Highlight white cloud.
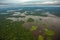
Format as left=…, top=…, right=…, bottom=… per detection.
left=0, top=0, right=32, bottom=3
left=0, top=0, right=60, bottom=5
left=22, top=1, right=60, bottom=5
left=41, top=1, right=59, bottom=4
left=45, top=1, right=59, bottom=4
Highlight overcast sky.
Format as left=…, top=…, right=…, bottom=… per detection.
left=0, top=0, right=60, bottom=6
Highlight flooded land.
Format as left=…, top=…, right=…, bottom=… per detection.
left=0, top=7, right=60, bottom=40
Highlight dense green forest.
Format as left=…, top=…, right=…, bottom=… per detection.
left=0, top=18, right=55, bottom=40
left=0, top=18, right=35, bottom=40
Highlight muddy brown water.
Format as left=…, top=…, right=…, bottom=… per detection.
left=23, top=17, right=60, bottom=40
left=7, top=15, right=60, bottom=40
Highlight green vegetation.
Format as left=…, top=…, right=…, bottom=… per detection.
left=44, top=29, right=55, bottom=36
left=20, top=20, right=25, bottom=24
left=38, top=35, right=44, bottom=40
left=47, top=37, right=52, bottom=40
left=0, top=18, right=55, bottom=40
left=37, top=29, right=55, bottom=40
left=0, top=18, right=35, bottom=40
left=44, top=29, right=54, bottom=40
left=30, top=26, right=38, bottom=31
left=27, top=18, right=34, bottom=22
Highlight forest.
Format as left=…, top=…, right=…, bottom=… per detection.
left=0, top=18, right=55, bottom=40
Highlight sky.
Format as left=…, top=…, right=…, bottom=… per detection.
left=0, top=0, right=60, bottom=6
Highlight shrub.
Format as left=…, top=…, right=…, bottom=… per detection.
left=27, top=18, right=34, bottom=22
left=30, top=26, right=38, bottom=31
left=38, top=35, right=44, bottom=40
left=44, top=29, right=55, bottom=36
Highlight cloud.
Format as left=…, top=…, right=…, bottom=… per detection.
left=40, top=1, right=60, bottom=4
left=0, top=3, right=8, bottom=5
left=0, top=0, right=60, bottom=5
left=23, top=1, right=60, bottom=5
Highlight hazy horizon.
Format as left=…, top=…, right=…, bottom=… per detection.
left=0, top=0, right=60, bottom=7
